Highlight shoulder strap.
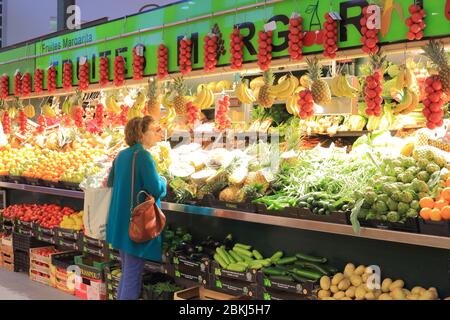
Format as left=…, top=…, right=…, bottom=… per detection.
left=130, top=150, right=140, bottom=213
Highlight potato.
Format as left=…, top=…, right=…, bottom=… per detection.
left=411, top=286, right=424, bottom=295
left=428, top=287, right=438, bottom=299
left=320, top=276, right=331, bottom=290
left=361, top=273, right=370, bottom=283
left=407, top=294, right=420, bottom=300
left=365, top=292, right=376, bottom=300
left=355, top=286, right=366, bottom=300
left=402, top=289, right=411, bottom=297
left=344, top=263, right=355, bottom=277
left=338, top=279, right=351, bottom=291
left=354, top=265, right=366, bottom=276
left=330, top=285, right=339, bottom=293
left=381, top=278, right=393, bottom=293
left=350, top=275, right=362, bottom=287
left=341, top=297, right=352, bottom=300
left=373, top=289, right=382, bottom=299
left=391, top=288, right=406, bottom=300
left=389, top=279, right=404, bottom=292
left=419, top=291, right=435, bottom=300
left=323, top=297, right=336, bottom=300
left=318, top=290, right=331, bottom=299
left=345, top=286, right=356, bottom=298
left=332, top=273, right=345, bottom=285
left=333, top=291, right=346, bottom=300
left=378, top=293, right=393, bottom=300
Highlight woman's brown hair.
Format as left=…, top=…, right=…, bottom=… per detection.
left=124, top=116, right=155, bottom=146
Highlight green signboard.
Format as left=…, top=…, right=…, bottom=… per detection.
left=0, top=0, right=449, bottom=91
left=0, top=45, right=35, bottom=94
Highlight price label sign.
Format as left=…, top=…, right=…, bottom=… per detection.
left=264, top=21, right=277, bottom=32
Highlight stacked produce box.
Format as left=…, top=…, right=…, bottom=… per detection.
left=104, top=264, right=121, bottom=300
left=0, top=234, right=14, bottom=271
left=50, top=251, right=79, bottom=295
left=29, top=247, right=59, bottom=286
left=74, top=254, right=109, bottom=300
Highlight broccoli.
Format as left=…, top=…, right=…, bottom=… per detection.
left=387, top=211, right=400, bottom=222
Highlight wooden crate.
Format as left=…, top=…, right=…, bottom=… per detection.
left=1, top=259, right=14, bottom=272
left=30, top=261, right=51, bottom=275
left=29, top=246, right=56, bottom=265
left=29, top=270, right=51, bottom=286
left=174, top=286, right=242, bottom=300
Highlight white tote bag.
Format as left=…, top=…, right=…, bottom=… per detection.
left=83, top=187, right=112, bottom=240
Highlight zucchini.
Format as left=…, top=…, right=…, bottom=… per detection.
left=298, top=201, right=309, bottom=208
left=294, top=261, right=329, bottom=275
left=252, top=250, right=264, bottom=260
left=254, top=259, right=272, bottom=267
left=262, top=267, right=287, bottom=276
left=214, top=253, right=228, bottom=269
left=226, top=263, right=247, bottom=272
left=275, top=256, right=298, bottom=265
left=295, top=252, right=327, bottom=264
left=216, top=247, right=231, bottom=265
left=248, top=262, right=263, bottom=270
left=290, top=273, right=312, bottom=283
left=233, top=246, right=253, bottom=258
left=229, top=250, right=244, bottom=263
left=291, top=268, right=322, bottom=281
left=270, top=251, right=284, bottom=263
left=269, top=275, right=294, bottom=282
left=234, top=243, right=252, bottom=250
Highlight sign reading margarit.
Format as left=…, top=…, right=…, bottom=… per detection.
left=40, top=33, right=94, bottom=53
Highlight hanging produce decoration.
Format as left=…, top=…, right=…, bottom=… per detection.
left=133, top=45, right=145, bottom=80
left=21, top=73, right=32, bottom=97
left=364, top=53, right=386, bottom=117
left=157, top=44, right=169, bottom=79
left=34, top=69, right=44, bottom=94
left=179, top=37, right=193, bottom=75
left=114, top=55, right=125, bottom=87
left=62, top=61, right=73, bottom=90
left=422, top=76, right=445, bottom=129
left=0, top=75, right=9, bottom=99
left=47, top=66, right=57, bottom=93
left=323, top=13, right=338, bottom=59
left=19, top=110, right=27, bottom=135
left=288, top=14, right=304, bottom=61
left=230, top=27, right=244, bottom=70
left=120, top=105, right=129, bottom=126
left=99, top=56, right=109, bottom=87
left=2, top=111, right=11, bottom=134
left=257, top=30, right=273, bottom=71
left=360, top=5, right=381, bottom=54
left=78, top=58, right=90, bottom=91
left=73, top=105, right=85, bottom=128
left=203, top=34, right=218, bottom=72
left=14, top=71, right=22, bottom=97
left=215, top=95, right=231, bottom=130
left=186, top=101, right=201, bottom=127
left=36, top=115, right=46, bottom=134
left=421, top=40, right=450, bottom=97
left=95, top=103, right=105, bottom=128
left=406, top=3, right=426, bottom=41
left=297, top=89, right=315, bottom=119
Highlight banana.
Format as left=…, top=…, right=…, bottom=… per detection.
left=193, top=88, right=207, bottom=108
left=285, top=95, right=297, bottom=115
left=207, top=82, right=217, bottom=92
left=269, top=76, right=291, bottom=97
left=42, top=104, right=56, bottom=118
left=216, top=80, right=232, bottom=92
left=132, top=92, right=147, bottom=110
left=401, top=89, right=419, bottom=115
left=235, top=82, right=256, bottom=104
left=250, top=77, right=265, bottom=91
left=393, top=89, right=412, bottom=115
left=162, top=94, right=174, bottom=109
left=299, top=75, right=312, bottom=89
left=404, top=66, right=415, bottom=87
left=339, top=75, right=358, bottom=98
left=127, top=106, right=142, bottom=120
left=331, top=76, right=342, bottom=97
left=204, top=88, right=215, bottom=109
left=395, top=67, right=405, bottom=90
left=106, top=96, right=121, bottom=113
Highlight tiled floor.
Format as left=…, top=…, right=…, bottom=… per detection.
left=0, top=269, right=80, bottom=300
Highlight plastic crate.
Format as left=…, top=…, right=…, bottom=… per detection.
left=51, top=251, right=79, bottom=270
left=35, top=225, right=55, bottom=236
left=174, top=286, right=244, bottom=300
left=297, top=208, right=349, bottom=225
left=82, top=236, right=105, bottom=248
left=13, top=249, right=29, bottom=273
left=56, top=237, right=82, bottom=251
left=209, top=261, right=258, bottom=283
left=13, top=232, right=47, bottom=251
left=104, top=264, right=122, bottom=283
left=14, top=225, right=34, bottom=237
left=55, top=228, right=83, bottom=241
left=256, top=204, right=299, bottom=219
left=207, top=275, right=258, bottom=298
left=360, top=217, right=419, bottom=233
left=419, top=219, right=450, bottom=237
left=75, top=276, right=106, bottom=300
left=35, top=232, right=56, bottom=245
left=82, top=244, right=108, bottom=258
left=75, top=255, right=111, bottom=281
left=258, top=287, right=315, bottom=300
left=256, top=272, right=319, bottom=296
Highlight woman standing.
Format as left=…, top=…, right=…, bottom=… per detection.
left=106, top=116, right=166, bottom=300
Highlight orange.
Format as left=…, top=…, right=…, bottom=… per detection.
left=440, top=206, right=450, bottom=220
left=434, top=200, right=448, bottom=211
left=430, top=209, right=442, bottom=222
left=441, top=187, right=450, bottom=201
left=419, top=197, right=434, bottom=209
left=420, top=208, right=432, bottom=220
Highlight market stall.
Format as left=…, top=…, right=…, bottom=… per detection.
left=0, top=0, right=449, bottom=300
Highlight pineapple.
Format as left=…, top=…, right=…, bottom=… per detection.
left=422, top=40, right=450, bottom=96
left=173, top=77, right=188, bottom=115
left=307, top=58, right=331, bottom=104
left=258, top=70, right=275, bottom=108
left=147, top=78, right=161, bottom=120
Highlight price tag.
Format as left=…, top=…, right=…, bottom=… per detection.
left=135, top=45, right=144, bottom=57
left=291, top=12, right=300, bottom=19
left=329, top=11, right=342, bottom=21
left=264, top=21, right=277, bottom=32
left=80, top=56, right=87, bottom=65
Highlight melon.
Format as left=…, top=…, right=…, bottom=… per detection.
left=169, top=163, right=195, bottom=179
left=229, top=166, right=249, bottom=185
left=191, top=169, right=217, bottom=184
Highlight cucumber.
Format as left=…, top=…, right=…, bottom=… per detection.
left=294, top=261, right=329, bottom=275
left=234, top=243, right=252, bottom=250
left=226, top=263, right=247, bottom=273
left=295, top=252, right=327, bottom=264
left=269, top=275, right=294, bottom=282
left=233, top=246, right=253, bottom=258
left=226, top=251, right=237, bottom=264
left=252, top=250, right=264, bottom=260
left=270, top=251, right=284, bottom=263
left=236, top=261, right=249, bottom=268
left=216, top=247, right=231, bottom=264
left=254, top=259, right=272, bottom=267
left=275, top=256, right=298, bottom=265
left=262, top=267, right=287, bottom=276
left=214, top=253, right=228, bottom=269
left=248, top=262, right=263, bottom=270
left=290, top=273, right=313, bottom=283
left=291, top=268, right=322, bottom=281
left=229, top=250, right=244, bottom=263
left=240, top=254, right=254, bottom=263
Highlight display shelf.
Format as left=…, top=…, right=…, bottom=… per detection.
left=1, top=182, right=449, bottom=250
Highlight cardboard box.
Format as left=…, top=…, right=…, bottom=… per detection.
left=174, top=286, right=240, bottom=300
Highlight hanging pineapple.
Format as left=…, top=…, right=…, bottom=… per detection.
left=172, top=77, right=188, bottom=115
left=422, top=40, right=450, bottom=97
left=307, top=57, right=331, bottom=105
left=146, top=77, right=161, bottom=120
left=258, top=70, right=275, bottom=108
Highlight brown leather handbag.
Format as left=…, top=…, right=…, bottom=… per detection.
left=128, top=150, right=166, bottom=243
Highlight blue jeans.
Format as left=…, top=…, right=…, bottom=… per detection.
left=117, top=250, right=145, bottom=300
